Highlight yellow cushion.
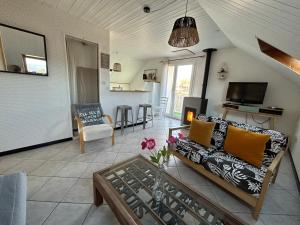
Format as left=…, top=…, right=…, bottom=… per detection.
left=224, top=125, right=270, bottom=167
left=188, top=119, right=215, bottom=148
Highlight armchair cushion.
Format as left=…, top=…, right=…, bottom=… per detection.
left=82, top=124, right=113, bottom=142
left=202, top=151, right=267, bottom=196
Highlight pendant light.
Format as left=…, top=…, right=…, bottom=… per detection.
left=112, top=63, right=121, bottom=72
left=168, top=0, right=199, bottom=48
left=110, top=52, right=121, bottom=72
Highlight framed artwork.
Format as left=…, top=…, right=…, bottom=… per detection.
left=143, top=69, right=157, bottom=81
left=101, top=53, right=110, bottom=69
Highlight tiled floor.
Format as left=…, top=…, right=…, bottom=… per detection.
left=0, top=117, right=299, bottom=225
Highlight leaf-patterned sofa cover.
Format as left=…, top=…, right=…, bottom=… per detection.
left=175, top=116, right=288, bottom=196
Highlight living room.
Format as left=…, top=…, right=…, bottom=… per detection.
left=0, top=0, right=299, bottom=225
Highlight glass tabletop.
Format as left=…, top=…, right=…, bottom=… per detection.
left=99, top=156, right=245, bottom=225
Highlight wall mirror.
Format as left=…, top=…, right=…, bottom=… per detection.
left=0, top=23, right=48, bottom=76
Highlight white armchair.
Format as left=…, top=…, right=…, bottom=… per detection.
left=74, top=103, right=114, bottom=153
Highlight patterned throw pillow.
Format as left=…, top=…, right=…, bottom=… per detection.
left=79, top=110, right=104, bottom=126
left=229, top=121, right=264, bottom=133
left=75, top=104, right=105, bottom=127
left=229, top=120, right=288, bottom=167
left=207, top=116, right=230, bottom=149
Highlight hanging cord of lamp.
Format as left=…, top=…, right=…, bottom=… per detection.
left=168, top=0, right=199, bottom=48
left=141, top=0, right=177, bottom=13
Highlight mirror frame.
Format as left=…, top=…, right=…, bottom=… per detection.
left=0, top=23, right=48, bottom=76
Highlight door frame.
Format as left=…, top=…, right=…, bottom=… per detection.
left=65, top=35, right=100, bottom=133
left=65, top=35, right=100, bottom=103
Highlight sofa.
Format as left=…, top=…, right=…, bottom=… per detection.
left=168, top=116, right=288, bottom=219
left=0, top=172, right=27, bottom=225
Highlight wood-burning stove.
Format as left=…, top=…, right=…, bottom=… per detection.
left=181, top=97, right=208, bottom=125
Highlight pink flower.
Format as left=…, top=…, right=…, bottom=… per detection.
left=141, top=140, right=147, bottom=150
left=166, top=135, right=176, bottom=144
left=146, top=138, right=156, bottom=150
left=141, top=138, right=156, bottom=150
left=178, top=132, right=185, bottom=140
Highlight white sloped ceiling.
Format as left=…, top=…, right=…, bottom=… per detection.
left=197, top=0, right=300, bottom=86
left=35, top=0, right=233, bottom=59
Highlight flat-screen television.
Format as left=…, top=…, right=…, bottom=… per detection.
left=226, top=82, right=268, bottom=104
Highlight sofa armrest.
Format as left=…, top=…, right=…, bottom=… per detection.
left=267, top=149, right=286, bottom=173
left=169, top=125, right=190, bottom=135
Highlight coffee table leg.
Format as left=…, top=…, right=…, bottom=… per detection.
left=93, top=183, right=103, bottom=206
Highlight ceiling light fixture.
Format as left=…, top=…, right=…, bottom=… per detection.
left=168, top=0, right=199, bottom=48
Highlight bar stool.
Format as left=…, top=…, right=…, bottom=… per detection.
left=115, top=105, right=134, bottom=134
left=136, top=104, right=153, bottom=129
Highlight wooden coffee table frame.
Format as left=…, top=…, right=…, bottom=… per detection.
left=93, top=155, right=247, bottom=225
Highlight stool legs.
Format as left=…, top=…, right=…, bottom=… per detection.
left=115, top=106, right=134, bottom=135
left=150, top=107, right=154, bottom=127
left=131, top=109, right=134, bottom=132
left=136, top=105, right=153, bottom=129
left=143, top=107, right=147, bottom=129
left=120, top=108, right=125, bottom=135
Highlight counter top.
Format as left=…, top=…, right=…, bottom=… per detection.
left=109, top=90, right=150, bottom=93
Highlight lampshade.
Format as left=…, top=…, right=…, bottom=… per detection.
left=168, top=16, right=199, bottom=48
left=112, top=63, right=121, bottom=72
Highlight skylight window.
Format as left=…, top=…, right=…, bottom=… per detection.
left=257, top=38, right=300, bottom=75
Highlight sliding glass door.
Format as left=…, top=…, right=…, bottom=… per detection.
left=166, top=64, right=194, bottom=119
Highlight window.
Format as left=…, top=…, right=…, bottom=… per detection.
left=166, top=64, right=194, bottom=119
left=22, top=54, right=47, bottom=75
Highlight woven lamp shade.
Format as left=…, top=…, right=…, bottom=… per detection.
left=168, top=16, right=199, bottom=48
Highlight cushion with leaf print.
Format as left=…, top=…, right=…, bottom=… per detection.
left=207, top=116, right=230, bottom=149
left=202, top=151, right=267, bottom=196
left=176, top=138, right=216, bottom=164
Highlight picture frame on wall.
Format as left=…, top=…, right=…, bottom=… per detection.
left=101, top=53, right=110, bottom=69
left=143, top=69, right=157, bottom=81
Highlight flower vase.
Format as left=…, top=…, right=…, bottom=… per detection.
left=152, top=164, right=166, bottom=203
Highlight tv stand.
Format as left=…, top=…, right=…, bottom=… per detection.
left=222, top=103, right=283, bottom=129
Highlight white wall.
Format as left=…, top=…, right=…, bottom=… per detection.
left=206, top=47, right=300, bottom=137
left=110, top=53, right=145, bottom=84
left=291, top=116, right=300, bottom=180
left=100, top=68, right=149, bottom=122
left=130, top=59, right=164, bottom=91
left=0, top=0, right=109, bottom=152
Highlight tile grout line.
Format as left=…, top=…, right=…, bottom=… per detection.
left=81, top=204, right=94, bottom=225
left=40, top=202, right=59, bottom=225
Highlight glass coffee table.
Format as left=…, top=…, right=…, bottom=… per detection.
left=93, top=155, right=247, bottom=225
